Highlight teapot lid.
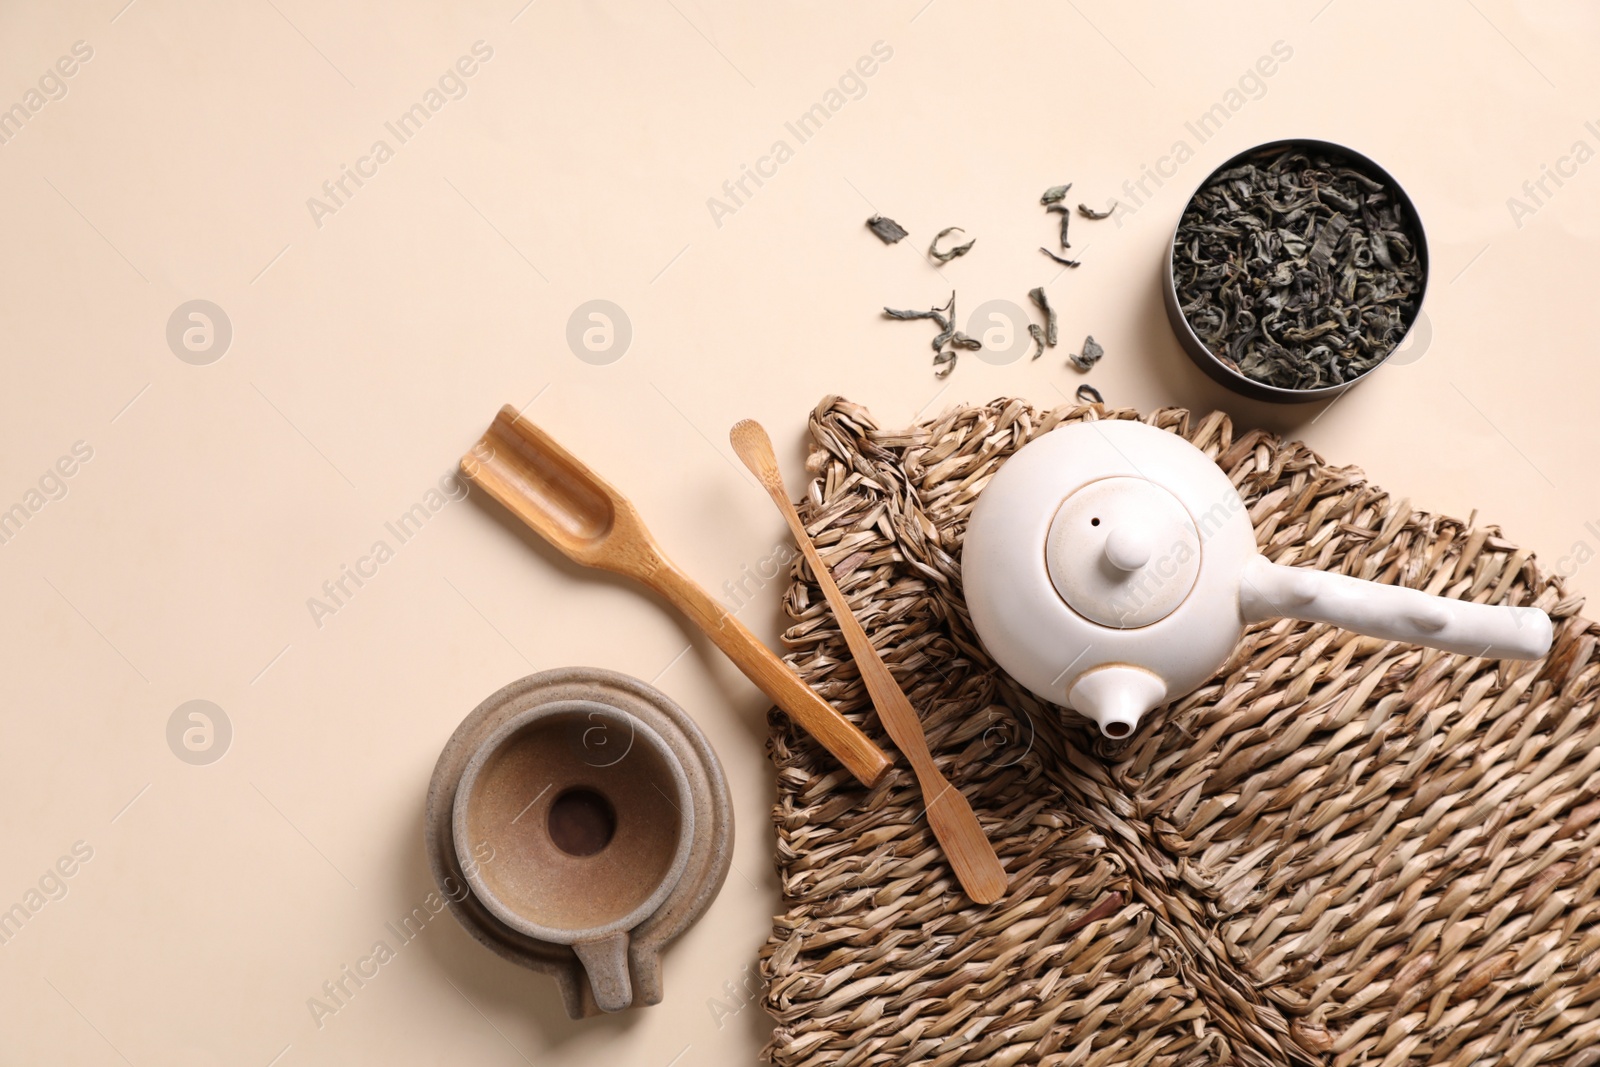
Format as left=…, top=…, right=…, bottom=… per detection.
left=1046, top=476, right=1202, bottom=628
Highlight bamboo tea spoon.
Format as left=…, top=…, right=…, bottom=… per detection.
left=730, top=419, right=1007, bottom=904
left=459, top=405, right=891, bottom=788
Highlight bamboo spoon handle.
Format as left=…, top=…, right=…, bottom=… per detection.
left=639, top=558, right=893, bottom=788
left=730, top=419, right=1007, bottom=905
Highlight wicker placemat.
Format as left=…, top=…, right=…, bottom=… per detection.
left=761, top=396, right=1598, bottom=1067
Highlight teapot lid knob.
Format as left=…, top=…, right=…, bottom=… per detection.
left=1104, top=527, right=1154, bottom=571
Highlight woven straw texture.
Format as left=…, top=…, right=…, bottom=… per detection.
left=761, top=396, right=1598, bottom=1067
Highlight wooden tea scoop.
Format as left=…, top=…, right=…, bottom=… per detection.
left=460, top=405, right=891, bottom=788
left=730, top=419, right=1007, bottom=904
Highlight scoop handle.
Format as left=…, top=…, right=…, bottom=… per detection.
left=646, top=561, right=893, bottom=787
left=1239, top=556, right=1552, bottom=661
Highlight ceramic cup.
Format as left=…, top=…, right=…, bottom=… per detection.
left=451, top=699, right=695, bottom=1012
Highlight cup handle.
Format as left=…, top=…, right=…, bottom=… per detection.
left=573, top=932, right=633, bottom=1013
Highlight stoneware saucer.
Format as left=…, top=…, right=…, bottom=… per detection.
left=425, top=667, right=733, bottom=1018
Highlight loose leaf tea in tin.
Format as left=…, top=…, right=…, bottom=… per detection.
left=1171, top=146, right=1424, bottom=390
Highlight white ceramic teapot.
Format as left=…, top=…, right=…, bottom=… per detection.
left=961, top=420, right=1553, bottom=739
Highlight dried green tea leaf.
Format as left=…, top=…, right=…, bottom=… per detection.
left=884, top=292, right=952, bottom=324
left=866, top=215, right=909, bottom=244
left=929, top=227, right=975, bottom=263
left=1046, top=204, right=1071, bottom=248
left=948, top=332, right=982, bottom=350
left=1038, top=247, right=1081, bottom=267
left=1028, top=323, right=1045, bottom=361
left=1027, top=287, right=1057, bottom=347
left=884, top=293, right=957, bottom=354
left=1070, top=335, right=1103, bottom=372
left=1371, top=232, right=1395, bottom=270
left=1171, top=145, right=1425, bottom=390
left=883, top=306, right=941, bottom=321
left=1308, top=212, right=1349, bottom=267
left=931, top=292, right=957, bottom=350
left=933, top=350, right=957, bottom=378
left=1040, top=184, right=1072, bottom=205
left=1077, top=203, right=1114, bottom=219
left=1076, top=383, right=1104, bottom=405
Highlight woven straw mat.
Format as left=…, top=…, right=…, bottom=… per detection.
left=760, top=396, right=1598, bottom=1067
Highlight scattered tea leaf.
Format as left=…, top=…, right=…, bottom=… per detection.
left=1077, top=203, right=1114, bottom=219
left=884, top=306, right=941, bottom=321
left=930, top=291, right=957, bottom=350
left=929, top=227, right=975, bottom=263
left=1172, top=145, right=1425, bottom=390
left=1028, top=323, right=1045, bottom=361
left=1027, top=287, right=1057, bottom=347
left=1070, top=335, right=1103, bottom=372
left=1040, top=184, right=1072, bottom=205
left=866, top=215, right=908, bottom=244
left=884, top=292, right=952, bottom=322
left=886, top=292, right=976, bottom=376
left=885, top=293, right=958, bottom=356
left=1045, top=204, right=1071, bottom=248
left=1038, top=247, right=1081, bottom=267
left=1075, top=383, right=1104, bottom=405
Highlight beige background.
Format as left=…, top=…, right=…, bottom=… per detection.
left=1, top=1, right=1595, bottom=1063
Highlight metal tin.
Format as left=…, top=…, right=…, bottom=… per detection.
left=1162, top=138, right=1429, bottom=404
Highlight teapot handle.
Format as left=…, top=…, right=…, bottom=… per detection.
left=1239, top=556, right=1552, bottom=661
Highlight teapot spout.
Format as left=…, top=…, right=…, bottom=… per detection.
left=1069, top=666, right=1167, bottom=739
